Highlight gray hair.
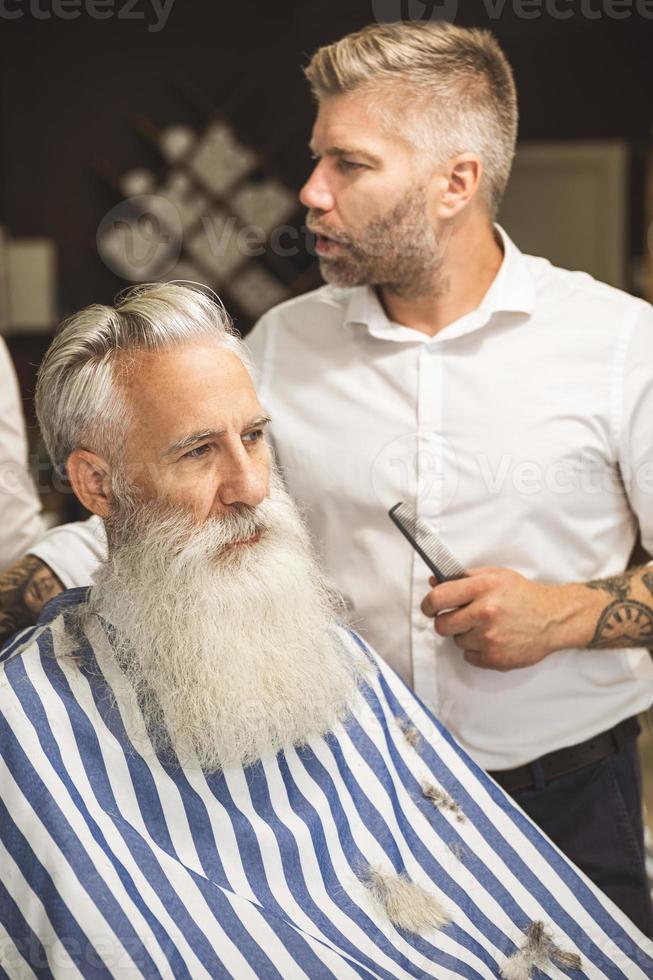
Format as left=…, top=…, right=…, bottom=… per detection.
left=305, top=21, right=518, bottom=218
left=35, top=282, right=249, bottom=475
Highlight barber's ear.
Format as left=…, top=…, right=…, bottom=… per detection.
left=66, top=449, right=113, bottom=518
left=435, top=153, right=483, bottom=219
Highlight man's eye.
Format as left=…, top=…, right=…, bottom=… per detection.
left=242, top=429, right=264, bottom=445
left=184, top=444, right=211, bottom=460
left=339, top=160, right=366, bottom=172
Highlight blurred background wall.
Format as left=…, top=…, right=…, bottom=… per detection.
left=1, top=0, right=652, bottom=318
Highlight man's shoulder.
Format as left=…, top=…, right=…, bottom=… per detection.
left=337, top=624, right=403, bottom=687
left=247, top=284, right=354, bottom=340
left=0, top=588, right=90, bottom=676
left=266, top=283, right=352, bottom=319
left=525, top=251, right=652, bottom=322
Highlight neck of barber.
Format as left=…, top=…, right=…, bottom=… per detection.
left=379, top=194, right=504, bottom=339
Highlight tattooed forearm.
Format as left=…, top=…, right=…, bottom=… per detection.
left=585, top=566, right=653, bottom=649
left=590, top=600, right=653, bottom=648
left=585, top=567, right=642, bottom=601
left=641, top=571, right=653, bottom=598
left=0, top=556, right=64, bottom=642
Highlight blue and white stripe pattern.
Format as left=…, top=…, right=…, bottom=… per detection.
left=0, top=588, right=651, bottom=978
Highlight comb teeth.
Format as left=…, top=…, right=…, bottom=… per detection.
left=389, top=503, right=467, bottom=583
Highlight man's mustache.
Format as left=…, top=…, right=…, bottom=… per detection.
left=306, top=213, right=352, bottom=246
left=208, top=506, right=269, bottom=548
left=110, top=493, right=272, bottom=555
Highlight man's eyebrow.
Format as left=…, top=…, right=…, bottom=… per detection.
left=309, top=142, right=381, bottom=165
left=164, top=415, right=271, bottom=458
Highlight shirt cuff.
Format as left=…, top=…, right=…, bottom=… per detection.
left=28, top=516, right=107, bottom=590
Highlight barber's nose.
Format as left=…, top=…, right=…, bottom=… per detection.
left=218, top=449, right=269, bottom=510
left=300, top=163, right=335, bottom=213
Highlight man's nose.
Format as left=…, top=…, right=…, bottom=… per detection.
left=300, top=163, right=335, bottom=213
left=217, top=449, right=269, bottom=510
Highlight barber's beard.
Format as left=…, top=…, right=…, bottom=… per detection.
left=309, top=185, right=449, bottom=300
left=86, top=475, right=365, bottom=772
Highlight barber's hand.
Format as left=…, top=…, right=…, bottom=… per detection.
left=0, top=556, right=64, bottom=643
left=420, top=567, right=564, bottom=671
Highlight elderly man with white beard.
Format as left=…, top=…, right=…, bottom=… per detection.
left=0, top=283, right=651, bottom=978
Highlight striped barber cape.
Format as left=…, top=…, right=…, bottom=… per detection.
left=0, top=589, right=651, bottom=979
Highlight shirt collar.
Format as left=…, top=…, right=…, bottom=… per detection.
left=343, top=224, right=536, bottom=344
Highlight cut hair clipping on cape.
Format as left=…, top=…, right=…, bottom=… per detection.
left=396, top=716, right=421, bottom=748
left=500, top=920, right=582, bottom=979
left=421, top=781, right=466, bottom=823
left=363, top=866, right=451, bottom=934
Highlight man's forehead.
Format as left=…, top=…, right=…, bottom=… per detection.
left=121, top=343, right=261, bottom=441
left=124, top=342, right=249, bottom=395
left=312, top=96, right=381, bottom=143
left=311, top=95, right=406, bottom=159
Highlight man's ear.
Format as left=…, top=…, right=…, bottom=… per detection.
left=434, top=153, right=483, bottom=220
left=66, top=449, right=113, bottom=518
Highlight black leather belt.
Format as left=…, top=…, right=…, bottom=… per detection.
left=488, top=715, right=641, bottom=793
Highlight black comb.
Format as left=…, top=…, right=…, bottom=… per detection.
left=389, top=502, right=467, bottom=584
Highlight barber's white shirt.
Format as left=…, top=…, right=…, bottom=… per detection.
left=0, top=339, right=43, bottom=571
left=30, top=228, right=653, bottom=769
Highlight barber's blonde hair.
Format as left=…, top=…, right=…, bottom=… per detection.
left=36, top=282, right=248, bottom=475
left=305, top=22, right=518, bottom=218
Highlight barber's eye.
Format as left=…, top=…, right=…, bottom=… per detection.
left=339, top=160, right=366, bottom=172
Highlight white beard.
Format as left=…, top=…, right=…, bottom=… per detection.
left=84, top=475, right=365, bottom=772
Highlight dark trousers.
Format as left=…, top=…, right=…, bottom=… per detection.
left=508, top=737, right=653, bottom=938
